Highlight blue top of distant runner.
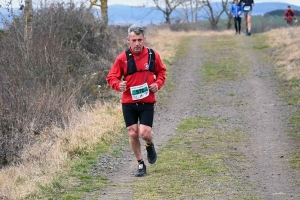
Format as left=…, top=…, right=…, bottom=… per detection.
left=231, top=4, right=243, bottom=18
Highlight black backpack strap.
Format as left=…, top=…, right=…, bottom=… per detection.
left=125, top=49, right=137, bottom=76
left=125, top=48, right=155, bottom=77
left=148, top=48, right=155, bottom=72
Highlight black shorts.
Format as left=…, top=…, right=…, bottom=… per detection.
left=122, top=103, right=155, bottom=127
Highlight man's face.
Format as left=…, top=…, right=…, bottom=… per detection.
left=235, top=0, right=238, bottom=5
left=127, top=32, right=145, bottom=54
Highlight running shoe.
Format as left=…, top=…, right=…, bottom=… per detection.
left=146, top=142, right=157, bottom=164
left=248, top=32, right=251, bottom=36
left=135, top=160, right=146, bottom=177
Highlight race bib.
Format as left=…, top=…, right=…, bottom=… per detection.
left=244, top=6, right=251, bottom=11
left=130, top=83, right=149, bottom=100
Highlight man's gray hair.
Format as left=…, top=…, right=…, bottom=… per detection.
left=128, top=24, right=145, bottom=37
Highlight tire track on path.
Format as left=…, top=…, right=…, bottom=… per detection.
left=235, top=35, right=300, bottom=199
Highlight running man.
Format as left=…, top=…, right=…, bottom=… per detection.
left=106, top=25, right=166, bottom=177
left=241, top=0, right=254, bottom=36
left=231, top=0, right=243, bottom=34
left=284, top=5, right=296, bottom=25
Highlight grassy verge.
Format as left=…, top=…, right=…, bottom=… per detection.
left=29, top=149, right=107, bottom=199
left=0, top=103, right=125, bottom=199
left=282, top=77, right=300, bottom=169
left=26, top=134, right=121, bottom=199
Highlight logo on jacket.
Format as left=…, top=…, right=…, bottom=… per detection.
left=144, top=63, right=149, bottom=70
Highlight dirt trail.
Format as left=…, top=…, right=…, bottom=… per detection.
left=236, top=36, right=300, bottom=199
left=84, top=34, right=300, bottom=200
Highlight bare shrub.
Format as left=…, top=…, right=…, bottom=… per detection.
left=0, top=1, right=125, bottom=166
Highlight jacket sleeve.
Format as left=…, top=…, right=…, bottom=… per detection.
left=284, top=10, right=287, bottom=18
left=106, top=57, right=124, bottom=92
left=292, top=10, right=296, bottom=17
left=153, top=51, right=166, bottom=90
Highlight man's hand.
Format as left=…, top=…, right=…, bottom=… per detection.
left=149, top=83, right=158, bottom=93
left=119, top=81, right=127, bottom=92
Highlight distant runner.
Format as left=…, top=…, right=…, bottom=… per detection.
left=241, top=0, right=254, bottom=36
left=284, top=5, right=296, bottom=25
left=231, top=0, right=243, bottom=34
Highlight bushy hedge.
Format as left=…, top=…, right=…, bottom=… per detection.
left=0, top=2, right=127, bottom=166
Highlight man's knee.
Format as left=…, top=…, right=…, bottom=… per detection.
left=139, top=125, right=152, bottom=141
left=127, top=125, right=139, bottom=139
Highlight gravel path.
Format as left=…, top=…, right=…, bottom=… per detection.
left=236, top=36, right=300, bottom=199
left=84, top=34, right=300, bottom=200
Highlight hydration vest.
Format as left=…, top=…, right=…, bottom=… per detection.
left=286, top=10, right=294, bottom=17
left=125, top=48, right=155, bottom=77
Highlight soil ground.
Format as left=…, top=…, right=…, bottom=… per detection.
left=84, top=33, right=300, bottom=200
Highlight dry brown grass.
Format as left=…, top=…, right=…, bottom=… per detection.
left=0, top=102, right=123, bottom=199
left=264, top=27, right=300, bottom=80
left=146, top=27, right=232, bottom=60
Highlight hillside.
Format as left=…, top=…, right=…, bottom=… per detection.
left=104, top=2, right=300, bottom=25
left=1, top=2, right=300, bottom=28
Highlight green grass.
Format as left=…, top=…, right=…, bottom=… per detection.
left=176, top=116, right=217, bottom=133
left=282, top=78, right=300, bottom=106
left=132, top=116, right=260, bottom=200
left=252, top=34, right=270, bottom=50
left=200, top=35, right=248, bottom=83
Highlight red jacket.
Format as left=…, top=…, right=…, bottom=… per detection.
left=284, top=9, right=296, bottom=21
left=106, top=46, right=166, bottom=104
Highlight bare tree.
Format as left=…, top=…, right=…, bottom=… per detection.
left=153, top=0, right=185, bottom=25
left=194, top=0, right=203, bottom=22
left=175, top=0, right=204, bottom=23
left=222, top=0, right=232, bottom=29
left=88, top=0, right=108, bottom=26
left=24, top=0, right=33, bottom=41
left=199, top=0, right=228, bottom=29
left=0, top=0, right=32, bottom=41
